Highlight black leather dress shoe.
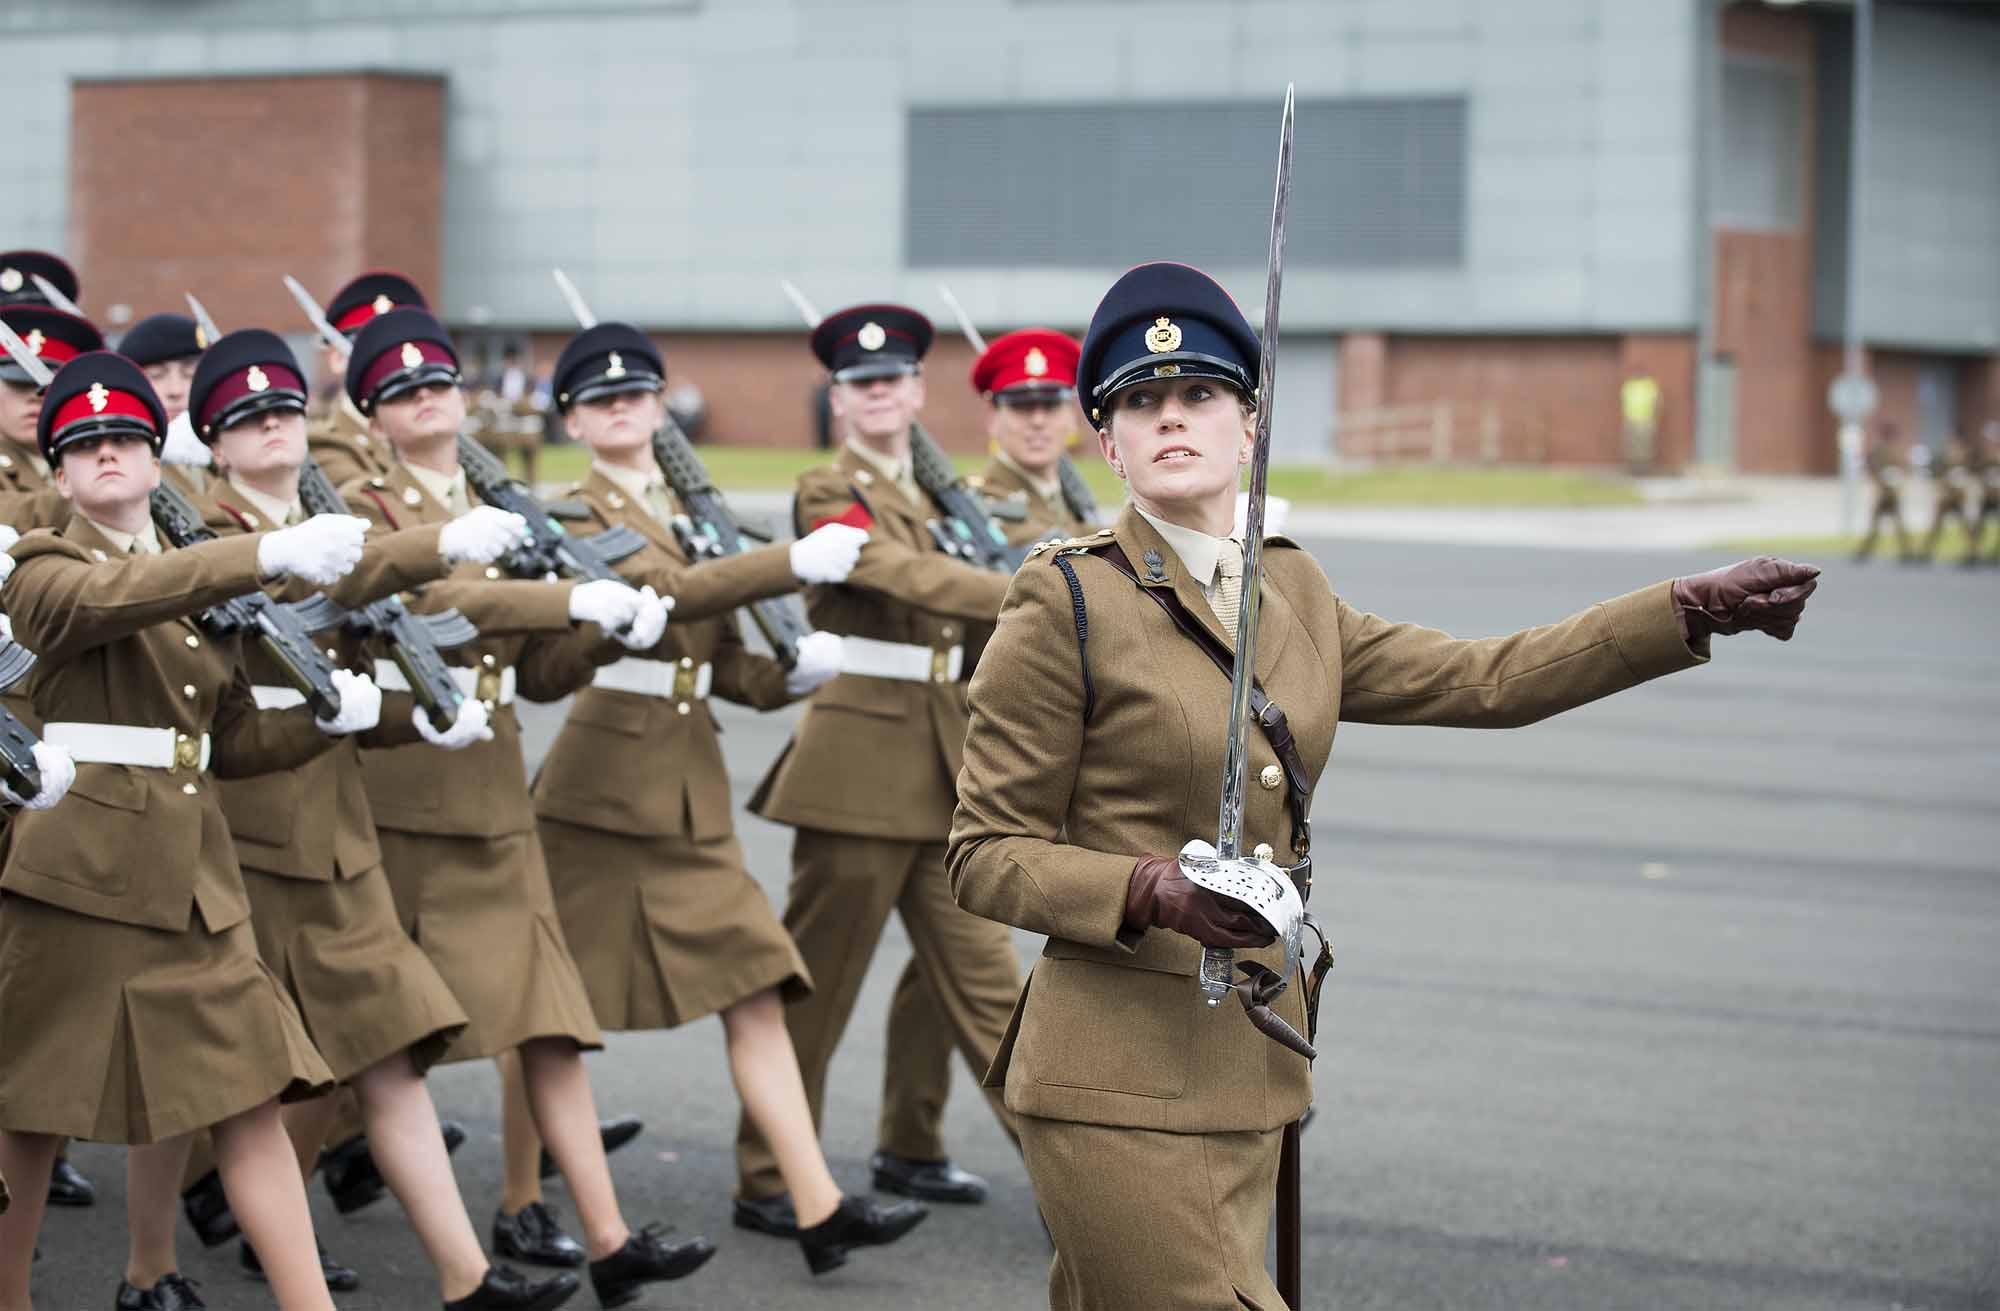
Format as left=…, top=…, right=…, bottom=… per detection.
left=587, top=1225, right=716, bottom=1308
left=492, top=1201, right=586, bottom=1268
left=47, top=1156, right=96, bottom=1207
left=319, top=1133, right=386, bottom=1216
left=441, top=1264, right=579, bottom=1311
left=731, top=1192, right=799, bottom=1238
left=178, top=1169, right=238, bottom=1248
left=868, top=1151, right=989, bottom=1204
left=537, top=1114, right=642, bottom=1180
left=114, top=1272, right=207, bottom=1310
left=240, top=1239, right=360, bottom=1292
left=797, top=1195, right=928, bottom=1276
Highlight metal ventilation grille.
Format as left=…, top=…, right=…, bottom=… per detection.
left=906, top=98, right=1466, bottom=270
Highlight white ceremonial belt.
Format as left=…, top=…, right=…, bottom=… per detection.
left=44, top=723, right=212, bottom=772
left=839, top=637, right=964, bottom=684
left=251, top=685, right=307, bottom=710
left=373, top=661, right=517, bottom=705
left=592, top=657, right=712, bottom=701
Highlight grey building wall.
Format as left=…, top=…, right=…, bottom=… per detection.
left=4, top=0, right=1699, bottom=336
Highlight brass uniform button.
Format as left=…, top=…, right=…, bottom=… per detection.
left=181, top=782, right=198, bottom=796
left=941, top=624, right=956, bottom=640
left=184, top=634, right=200, bottom=648
left=182, top=684, right=198, bottom=700
left=1252, top=842, right=1275, bottom=864
left=676, top=702, right=691, bottom=716
left=1259, top=764, right=1283, bottom=791
left=485, top=566, right=501, bottom=579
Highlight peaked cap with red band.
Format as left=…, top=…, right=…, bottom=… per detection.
left=1, top=306, right=105, bottom=385
left=970, top=327, right=1080, bottom=402
left=810, top=303, right=932, bottom=383
left=326, top=270, right=429, bottom=337
left=189, top=329, right=309, bottom=442
left=345, top=307, right=459, bottom=414
left=0, top=251, right=79, bottom=308
left=37, top=351, right=166, bottom=464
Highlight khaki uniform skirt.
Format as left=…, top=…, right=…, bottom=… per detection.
left=376, top=827, right=602, bottom=1063
left=0, top=894, right=334, bottom=1145
left=243, top=862, right=469, bottom=1082
left=1018, top=1114, right=1287, bottom=1311
left=540, top=818, right=810, bottom=1031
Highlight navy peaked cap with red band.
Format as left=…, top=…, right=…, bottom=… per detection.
left=1, top=306, right=104, bottom=385
left=811, top=304, right=932, bottom=383
left=1076, top=262, right=1259, bottom=424
left=326, top=270, right=429, bottom=337
left=345, top=308, right=460, bottom=413
left=37, top=351, right=166, bottom=464
left=118, top=313, right=206, bottom=367
left=553, top=323, right=663, bottom=412
left=0, top=251, right=78, bottom=308
left=189, top=329, right=309, bottom=442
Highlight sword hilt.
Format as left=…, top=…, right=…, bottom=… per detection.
left=1199, top=948, right=1235, bottom=1006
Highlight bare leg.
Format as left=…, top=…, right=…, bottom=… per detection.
left=517, top=1038, right=628, bottom=1260
left=496, top=1050, right=543, bottom=1215
left=722, top=991, right=843, bottom=1227
left=125, top=1135, right=194, bottom=1287
left=278, top=1094, right=342, bottom=1187
left=0, top=1130, right=60, bottom=1311
left=350, top=1055, right=489, bottom=1302
left=212, top=1100, right=335, bottom=1311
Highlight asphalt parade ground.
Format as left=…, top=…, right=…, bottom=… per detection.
left=37, top=536, right=2000, bottom=1311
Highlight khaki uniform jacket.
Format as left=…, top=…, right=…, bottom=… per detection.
left=947, top=506, right=1704, bottom=1134
left=0, top=441, right=67, bottom=530
left=2, top=520, right=339, bottom=932
left=308, top=392, right=393, bottom=490
left=532, top=466, right=798, bottom=840
left=343, top=460, right=621, bottom=838
left=972, top=457, right=1092, bottom=546
left=748, top=444, right=1011, bottom=840
left=201, top=491, right=452, bottom=882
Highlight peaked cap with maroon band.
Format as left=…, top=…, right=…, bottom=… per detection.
left=0, top=305, right=105, bottom=385
left=345, top=307, right=460, bottom=414
left=326, top=270, right=429, bottom=337
left=970, top=327, right=1080, bottom=402
left=36, top=351, right=166, bottom=464
left=188, top=329, right=309, bottom=442
left=117, top=312, right=207, bottom=367
left=810, top=303, right=932, bottom=383
left=0, top=250, right=79, bottom=308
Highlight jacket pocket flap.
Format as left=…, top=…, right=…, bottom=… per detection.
left=68, top=764, right=148, bottom=813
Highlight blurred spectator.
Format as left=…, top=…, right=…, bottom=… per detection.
left=1620, top=371, right=1660, bottom=472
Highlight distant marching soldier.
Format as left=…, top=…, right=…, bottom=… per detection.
left=1, top=303, right=103, bottom=532
left=1854, top=420, right=1914, bottom=563
left=1920, top=433, right=1978, bottom=563
left=306, top=271, right=425, bottom=489
left=1972, top=423, right=2000, bottom=565
left=0, top=251, right=76, bottom=310
left=115, top=311, right=223, bottom=499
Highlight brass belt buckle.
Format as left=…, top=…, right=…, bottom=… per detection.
left=672, top=658, right=699, bottom=700
left=172, top=732, right=201, bottom=772
left=930, top=649, right=949, bottom=683
left=475, top=667, right=503, bottom=708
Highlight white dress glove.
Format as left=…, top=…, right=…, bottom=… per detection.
left=784, top=630, right=844, bottom=697
left=411, top=697, right=492, bottom=750
left=568, top=578, right=645, bottom=633
left=160, top=412, right=214, bottom=468
left=0, top=524, right=18, bottom=588
left=258, top=514, right=369, bottom=587
left=314, top=669, right=383, bottom=736
left=2, top=742, right=75, bottom=811
left=439, top=506, right=532, bottom=566
left=613, top=586, right=672, bottom=652
left=789, top=522, right=868, bottom=585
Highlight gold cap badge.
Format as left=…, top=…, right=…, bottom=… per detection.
left=246, top=365, right=269, bottom=392
left=1024, top=347, right=1048, bottom=377
left=24, top=329, right=44, bottom=355
left=194, top=323, right=209, bottom=350
left=605, top=351, right=626, bottom=380
left=857, top=322, right=886, bottom=352
left=372, top=294, right=393, bottom=315
left=400, top=341, right=423, bottom=368
left=1144, top=317, right=1182, bottom=354
left=87, top=381, right=108, bottom=413
left=0, top=268, right=20, bottom=293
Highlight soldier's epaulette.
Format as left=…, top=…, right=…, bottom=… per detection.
left=1028, top=527, right=1115, bottom=562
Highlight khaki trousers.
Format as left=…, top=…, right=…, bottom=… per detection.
left=1019, top=1114, right=1287, bottom=1311
left=878, top=958, right=958, bottom=1160
left=734, top=829, right=1022, bottom=1198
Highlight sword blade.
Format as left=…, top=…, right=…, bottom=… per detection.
left=778, top=280, right=822, bottom=329
left=282, top=275, right=350, bottom=362
left=184, top=293, right=223, bottom=348
left=29, top=274, right=82, bottom=317
left=937, top=285, right=987, bottom=354
left=552, top=269, right=598, bottom=329
left=0, top=319, right=55, bottom=389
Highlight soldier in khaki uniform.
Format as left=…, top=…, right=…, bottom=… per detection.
left=529, top=322, right=928, bottom=1275
left=1854, top=421, right=1914, bottom=562
left=1974, top=424, right=2000, bottom=564
left=0, top=304, right=101, bottom=532
left=115, top=311, right=222, bottom=502
left=0, top=349, right=387, bottom=1311
left=1920, top=434, right=1977, bottom=562
left=342, top=309, right=718, bottom=1308
left=735, top=304, right=1025, bottom=1223
left=304, top=272, right=425, bottom=489
left=948, top=263, right=1822, bottom=1311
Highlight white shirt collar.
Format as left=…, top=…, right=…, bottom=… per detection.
left=226, top=474, right=301, bottom=530
left=1134, top=505, right=1230, bottom=588
left=402, top=459, right=467, bottom=512
left=593, top=459, right=666, bottom=506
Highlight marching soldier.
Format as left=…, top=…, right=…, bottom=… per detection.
left=0, top=252, right=76, bottom=309
left=0, top=349, right=382, bottom=1311
left=1854, top=421, right=1914, bottom=563
left=1920, top=433, right=1978, bottom=563
left=115, top=311, right=221, bottom=499
left=1, top=305, right=102, bottom=531
left=528, top=323, right=929, bottom=1275
left=947, top=262, right=1822, bottom=1311
left=341, top=309, right=717, bottom=1308
left=1971, top=423, right=2000, bottom=565
left=306, top=271, right=425, bottom=488
left=734, top=304, right=1024, bottom=1229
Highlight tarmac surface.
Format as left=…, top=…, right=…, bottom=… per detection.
left=34, top=532, right=2000, bottom=1311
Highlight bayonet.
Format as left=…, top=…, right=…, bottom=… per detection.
left=184, top=293, right=224, bottom=349
left=28, top=274, right=81, bottom=317
left=282, top=275, right=351, bottom=362
left=936, top=284, right=987, bottom=354
left=0, top=319, right=55, bottom=389
left=551, top=269, right=599, bottom=331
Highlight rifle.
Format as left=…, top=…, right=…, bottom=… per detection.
left=455, top=433, right=646, bottom=584
left=149, top=479, right=350, bottom=720
left=0, top=637, right=44, bottom=801
left=295, top=457, right=479, bottom=729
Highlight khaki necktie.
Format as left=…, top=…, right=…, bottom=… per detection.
left=1212, top=538, right=1243, bottom=641
left=644, top=480, right=677, bottom=528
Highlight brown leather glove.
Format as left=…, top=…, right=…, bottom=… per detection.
left=1124, top=855, right=1279, bottom=949
left=1672, top=556, right=1820, bottom=644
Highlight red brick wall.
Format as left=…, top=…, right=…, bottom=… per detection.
left=69, top=73, right=443, bottom=335
left=1377, top=335, right=1626, bottom=465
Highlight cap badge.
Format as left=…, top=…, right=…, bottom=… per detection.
left=246, top=365, right=270, bottom=393
left=400, top=341, right=423, bottom=368
left=194, top=323, right=209, bottom=350
left=25, top=330, right=44, bottom=355
left=857, top=322, right=887, bottom=352
left=1024, top=347, right=1048, bottom=377
left=87, top=382, right=109, bottom=413
left=0, top=268, right=20, bottom=293
left=1145, top=317, right=1183, bottom=354
left=372, top=294, right=394, bottom=315
left=605, top=352, right=626, bottom=380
